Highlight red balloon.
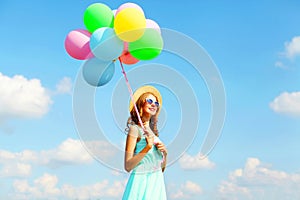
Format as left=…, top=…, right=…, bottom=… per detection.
left=119, top=42, right=139, bottom=65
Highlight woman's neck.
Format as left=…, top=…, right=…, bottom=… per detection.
left=141, top=115, right=151, bottom=127
left=143, top=120, right=150, bottom=127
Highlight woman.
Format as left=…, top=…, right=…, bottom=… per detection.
left=122, top=85, right=168, bottom=200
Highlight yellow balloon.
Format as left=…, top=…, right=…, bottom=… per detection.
left=114, top=7, right=146, bottom=42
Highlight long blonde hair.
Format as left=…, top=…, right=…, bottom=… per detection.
left=126, top=92, right=160, bottom=136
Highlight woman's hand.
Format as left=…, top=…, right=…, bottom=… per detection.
left=156, top=141, right=168, bottom=156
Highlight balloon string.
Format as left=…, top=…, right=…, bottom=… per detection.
left=118, top=58, right=145, bottom=132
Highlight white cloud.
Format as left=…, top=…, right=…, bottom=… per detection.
left=170, top=181, right=203, bottom=199
left=284, top=36, right=300, bottom=59
left=270, top=91, right=300, bottom=116
left=0, top=150, right=37, bottom=178
left=0, top=138, right=120, bottom=178
left=0, top=138, right=95, bottom=178
left=275, top=61, right=288, bottom=69
left=11, top=174, right=63, bottom=199
left=184, top=181, right=202, bottom=193
left=34, top=174, right=60, bottom=196
left=11, top=173, right=125, bottom=200
left=83, top=140, right=118, bottom=161
left=178, top=153, right=215, bottom=170
left=0, top=73, right=52, bottom=121
left=40, top=138, right=94, bottom=168
left=0, top=150, right=16, bottom=161
left=0, top=162, right=32, bottom=178
left=218, top=157, right=300, bottom=200
left=55, top=77, right=72, bottom=95
left=275, top=36, right=300, bottom=69
left=218, top=181, right=250, bottom=199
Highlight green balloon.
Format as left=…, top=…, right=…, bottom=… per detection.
left=83, top=3, right=114, bottom=33
left=128, top=29, right=163, bottom=60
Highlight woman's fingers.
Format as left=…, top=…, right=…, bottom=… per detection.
left=156, top=143, right=165, bottom=151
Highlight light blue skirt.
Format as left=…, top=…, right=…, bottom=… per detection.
left=122, top=170, right=167, bottom=200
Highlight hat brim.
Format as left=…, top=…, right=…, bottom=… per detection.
left=129, top=85, right=162, bottom=113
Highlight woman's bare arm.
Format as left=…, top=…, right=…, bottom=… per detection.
left=124, top=126, right=153, bottom=172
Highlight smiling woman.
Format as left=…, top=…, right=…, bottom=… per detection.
left=122, top=85, right=167, bottom=200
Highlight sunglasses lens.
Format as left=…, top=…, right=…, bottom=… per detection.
left=146, top=99, right=153, bottom=104
left=146, top=99, right=159, bottom=107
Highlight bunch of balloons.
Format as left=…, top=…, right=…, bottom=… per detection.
left=65, top=2, right=163, bottom=87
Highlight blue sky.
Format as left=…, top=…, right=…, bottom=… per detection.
left=1, top=0, right=300, bottom=199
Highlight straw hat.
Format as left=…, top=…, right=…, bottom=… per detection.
left=129, top=85, right=162, bottom=113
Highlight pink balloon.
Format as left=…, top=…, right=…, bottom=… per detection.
left=119, top=42, right=139, bottom=65
left=116, top=3, right=144, bottom=16
left=112, top=9, right=117, bottom=16
left=64, top=29, right=94, bottom=60
left=146, top=19, right=161, bottom=34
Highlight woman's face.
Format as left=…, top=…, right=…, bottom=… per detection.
left=142, top=94, right=159, bottom=116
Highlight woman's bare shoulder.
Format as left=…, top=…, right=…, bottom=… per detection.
left=128, top=125, right=140, bottom=138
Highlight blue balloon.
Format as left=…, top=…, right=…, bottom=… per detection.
left=82, top=57, right=115, bottom=87
left=90, top=27, right=124, bottom=61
